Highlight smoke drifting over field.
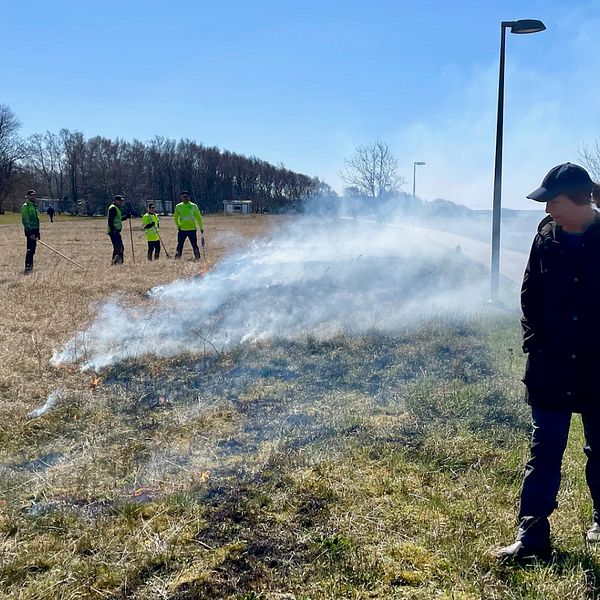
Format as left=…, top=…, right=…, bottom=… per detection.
left=27, top=390, right=62, bottom=418
left=52, top=215, right=495, bottom=371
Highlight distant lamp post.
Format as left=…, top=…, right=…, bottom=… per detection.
left=490, top=19, right=545, bottom=303
left=413, top=161, right=426, bottom=197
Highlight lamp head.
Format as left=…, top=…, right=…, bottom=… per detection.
left=507, top=19, right=546, bottom=34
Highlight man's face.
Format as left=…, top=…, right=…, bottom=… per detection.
left=148, top=205, right=155, bottom=213
left=27, top=193, right=36, bottom=203
left=116, top=199, right=124, bottom=207
left=181, top=194, right=190, bottom=203
left=544, top=194, right=579, bottom=226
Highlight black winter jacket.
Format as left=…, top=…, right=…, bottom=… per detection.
left=521, top=213, right=600, bottom=412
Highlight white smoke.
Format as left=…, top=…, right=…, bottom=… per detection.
left=28, top=390, right=62, bottom=418
left=51, top=215, right=504, bottom=371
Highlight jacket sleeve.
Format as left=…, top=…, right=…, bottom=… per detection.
left=21, top=204, right=31, bottom=232
left=21, top=204, right=30, bottom=230
left=173, top=206, right=180, bottom=229
left=521, top=239, right=544, bottom=353
left=107, top=206, right=116, bottom=233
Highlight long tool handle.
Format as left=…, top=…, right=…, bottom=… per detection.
left=201, top=234, right=208, bottom=269
left=128, top=218, right=136, bottom=264
left=154, top=225, right=170, bottom=257
left=38, top=239, right=85, bottom=269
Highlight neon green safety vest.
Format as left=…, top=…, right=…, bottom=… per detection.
left=141, top=213, right=160, bottom=241
left=21, top=201, right=40, bottom=233
left=174, top=201, right=203, bottom=231
left=107, top=203, right=122, bottom=233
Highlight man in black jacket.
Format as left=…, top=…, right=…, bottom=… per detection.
left=497, top=163, right=600, bottom=562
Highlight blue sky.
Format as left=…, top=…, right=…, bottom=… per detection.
left=3, top=0, right=600, bottom=208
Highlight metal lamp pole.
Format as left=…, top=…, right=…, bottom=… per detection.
left=413, top=161, right=426, bottom=197
left=490, top=19, right=545, bottom=303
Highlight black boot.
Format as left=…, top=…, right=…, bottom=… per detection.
left=494, top=539, right=551, bottom=563
left=495, top=517, right=551, bottom=563
left=586, top=522, right=600, bottom=543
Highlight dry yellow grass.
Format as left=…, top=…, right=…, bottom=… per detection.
left=0, top=213, right=282, bottom=418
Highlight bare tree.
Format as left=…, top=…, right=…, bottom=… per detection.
left=579, top=139, right=600, bottom=182
left=339, top=140, right=405, bottom=199
left=26, top=131, right=66, bottom=201
left=0, top=105, right=24, bottom=213
left=17, top=130, right=318, bottom=214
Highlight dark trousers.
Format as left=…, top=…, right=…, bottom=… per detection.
left=518, top=406, right=600, bottom=546
left=147, top=240, right=160, bottom=260
left=25, top=237, right=37, bottom=271
left=175, top=230, right=200, bottom=259
left=108, top=231, right=124, bottom=265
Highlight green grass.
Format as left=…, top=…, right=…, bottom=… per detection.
left=1, top=314, right=598, bottom=599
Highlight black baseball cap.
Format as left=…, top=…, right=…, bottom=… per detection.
left=527, top=162, right=593, bottom=202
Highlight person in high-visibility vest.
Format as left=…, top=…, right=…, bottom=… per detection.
left=106, top=195, right=128, bottom=265
left=173, top=191, right=204, bottom=260
left=141, top=202, right=160, bottom=260
left=21, top=190, right=40, bottom=274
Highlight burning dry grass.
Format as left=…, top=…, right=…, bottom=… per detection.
left=0, top=214, right=599, bottom=598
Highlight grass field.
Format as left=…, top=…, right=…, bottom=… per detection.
left=0, top=212, right=87, bottom=225
left=0, top=214, right=598, bottom=599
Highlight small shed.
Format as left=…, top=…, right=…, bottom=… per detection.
left=223, top=200, right=253, bottom=215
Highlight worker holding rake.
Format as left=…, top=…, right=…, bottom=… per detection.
left=141, top=202, right=161, bottom=260
left=106, top=195, right=129, bottom=265
left=174, top=191, right=204, bottom=260
left=21, top=190, right=40, bottom=274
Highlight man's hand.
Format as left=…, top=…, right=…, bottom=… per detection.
left=29, top=234, right=37, bottom=240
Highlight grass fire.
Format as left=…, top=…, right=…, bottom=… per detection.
left=0, top=211, right=597, bottom=599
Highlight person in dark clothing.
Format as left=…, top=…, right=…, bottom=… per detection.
left=106, top=195, right=129, bottom=265
left=496, top=163, right=600, bottom=562
left=21, top=190, right=40, bottom=274
left=46, top=206, right=55, bottom=222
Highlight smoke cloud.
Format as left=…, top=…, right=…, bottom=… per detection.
left=27, top=390, right=62, bottom=418
left=52, top=211, right=512, bottom=371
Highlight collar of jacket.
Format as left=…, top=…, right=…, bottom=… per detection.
left=537, top=212, right=600, bottom=245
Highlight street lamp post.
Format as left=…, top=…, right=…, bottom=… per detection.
left=413, top=161, right=426, bottom=197
left=490, top=19, right=545, bottom=303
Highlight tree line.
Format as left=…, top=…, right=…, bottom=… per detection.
left=0, top=104, right=320, bottom=214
